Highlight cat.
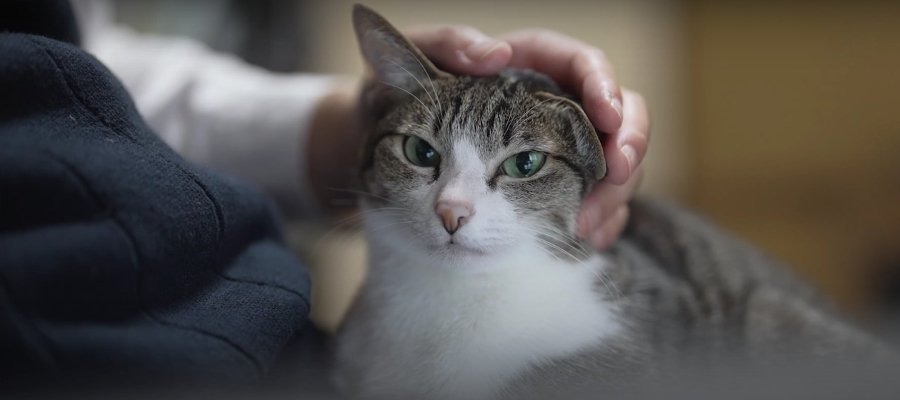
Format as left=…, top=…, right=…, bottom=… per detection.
left=333, top=5, right=888, bottom=400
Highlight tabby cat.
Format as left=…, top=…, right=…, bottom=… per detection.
left=333, top=5, right=885, bottom=399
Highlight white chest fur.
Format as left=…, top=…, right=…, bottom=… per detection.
left=336, top=236, right=621, bottom=400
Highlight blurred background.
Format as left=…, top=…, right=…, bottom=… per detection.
left=110, top=0, right=900, bottom=332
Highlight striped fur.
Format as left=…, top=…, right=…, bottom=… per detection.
left=335, top=6, right=890, bottom=399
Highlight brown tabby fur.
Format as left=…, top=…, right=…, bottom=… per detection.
left=335, top=5, right=892, bottom=399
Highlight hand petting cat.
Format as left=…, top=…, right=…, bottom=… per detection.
left=308, top=24, right=649, bottom=251
left=405, top=26, right=650, bottom=250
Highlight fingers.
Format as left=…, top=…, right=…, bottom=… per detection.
left=406, top=25, right=512, bottom=76
left=407, top=26, right=629, bottom=144
left=499, top=29, right=623, bottom=135
left=602, top=89, right=649, bottom=185
left=577, top=164, right=645, bottom=250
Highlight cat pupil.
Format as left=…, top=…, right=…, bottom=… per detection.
left=403, top=136, right=440, bottom=167
left=502, top=151, right=545, bottom=178
left=418, top=143, right=435, bottom=163
left=516, top=152, right=534, bottom=173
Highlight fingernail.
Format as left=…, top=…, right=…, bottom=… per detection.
left=600, top=82, right=623, bottom=121
left=610, top=96, right=623, bottom=121
left=620, top=144, right=636, bottom=174
left=465, top=39, right=504, bottom=61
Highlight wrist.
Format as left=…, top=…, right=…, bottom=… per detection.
left=306, top=80, right=361, bottom=215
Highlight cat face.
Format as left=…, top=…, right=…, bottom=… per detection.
left=353, top=6, right=605, bottom=263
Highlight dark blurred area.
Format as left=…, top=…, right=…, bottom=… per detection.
left=0, top=0, right=81, bottom=45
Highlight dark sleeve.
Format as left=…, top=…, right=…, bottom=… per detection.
left=0, top=0, right=81, bottom=46
left=0, top=33, right=312, bottom=385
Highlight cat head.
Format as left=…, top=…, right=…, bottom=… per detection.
left=352, top=5, right=606, bottom=264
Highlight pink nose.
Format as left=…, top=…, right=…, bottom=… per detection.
left=435, top=201, right=474, bottom=234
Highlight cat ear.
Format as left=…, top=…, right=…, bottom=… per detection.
left=535, top=92, right=607, bottom=182
left=352, top=4, right=449, bottom=93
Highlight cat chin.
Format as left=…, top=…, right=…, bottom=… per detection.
left=442, top=241, right=489, bottom=256
left=425, top=241, right=495, bottom=265
left=424, top=241, right=556, bottom=273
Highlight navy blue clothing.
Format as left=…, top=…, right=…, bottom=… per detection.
left=0, top=0, right=80, bottom=46
left=0, top=33, right=312, bottom=384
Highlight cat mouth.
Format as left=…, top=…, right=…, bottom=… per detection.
left=443, top=239, right=488, bottom=256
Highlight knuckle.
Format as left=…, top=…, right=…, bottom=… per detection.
left=444, top=25, right=483, bottom=42
left=574, top=49, right=616, bottom=84
left=628, top=128, right=649, bottom=149
left=628, top=90, right=647, bottom=106
left=512, top=28, right=557, bottom=47
left=435, top=25, right=458, bottom=39
left=587, top=48, right=608, bottom=63
left=522, top=27, right=554, bottom=37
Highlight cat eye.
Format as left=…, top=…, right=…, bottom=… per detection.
left=501, top=151, right=546, bottom=178
left=402, top=135, right=440, bottom=168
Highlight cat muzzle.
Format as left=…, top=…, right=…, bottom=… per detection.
left=435, top=200, right=474, bottom=234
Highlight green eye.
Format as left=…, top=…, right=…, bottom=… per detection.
left=501, top=151, right=546, bottom=178
left=403, top=135, right=440, bottom=167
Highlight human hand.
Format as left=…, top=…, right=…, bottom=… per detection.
left=406, top=26, right=650, bottom=250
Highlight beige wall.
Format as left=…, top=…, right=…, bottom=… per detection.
left=687, top=1, right=900, bottom=315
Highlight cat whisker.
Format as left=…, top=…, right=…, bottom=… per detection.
left=326, top=187, right=404, bottom=208
left=394, top=48, right=443, bottom=114
left=517, top=225, right=587, bottom=261
left=518, top=224, right=622, bottom=304
left=364, top=219, right=420, bottom=238
left=521, top=221, right=592, bottom=258
left=499, top=97, right=556, bottom=144
left=311, top=207, right=412, bottom=257
left=402, top=121, right=439, bottom=138
left=378, top=80, right=437, bottom=122
left=528, top=221, right=590, bottom=250
left=515, top=97, right=556, bottom=128
left=528, top=235, right=570, bottom=265
left=522, top=232, right=602, bottom=287
left=335, top=207, right=410, bottom=227
left=384, top=56, right=442, bottom=114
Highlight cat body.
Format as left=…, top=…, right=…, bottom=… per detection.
left=333, top=5, right=884, bottom=399
left=337, top=199, right=870, bottom=399
left=336, top=214, right=620, bottom=399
